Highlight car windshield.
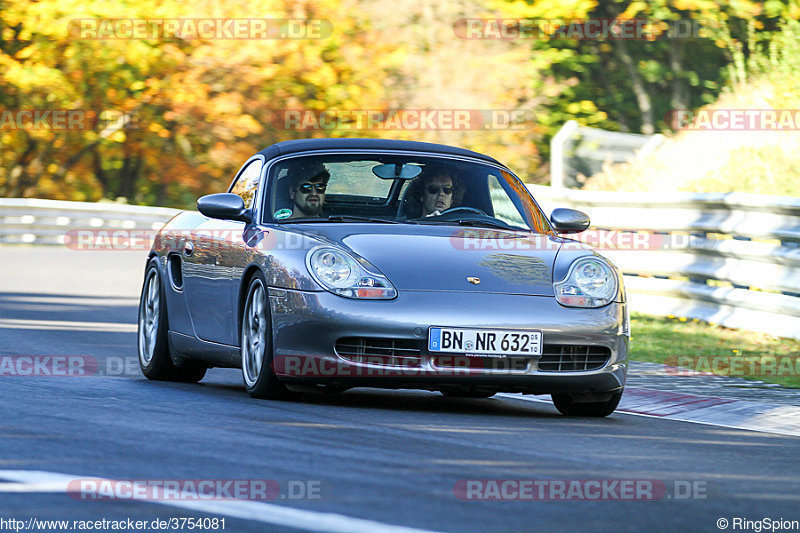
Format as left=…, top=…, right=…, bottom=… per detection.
left=265, top=153, right=551, bottom=233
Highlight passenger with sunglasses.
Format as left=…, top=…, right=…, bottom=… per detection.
left=289, top=164, right=330, bottom=219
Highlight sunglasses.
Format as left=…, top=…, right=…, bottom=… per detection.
left=426, top=185, right=453, bottom=195
left=297, top=182, right=327, bottom=194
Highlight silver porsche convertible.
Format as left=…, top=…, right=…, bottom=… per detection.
left=138, top=138, right=628, bottom=416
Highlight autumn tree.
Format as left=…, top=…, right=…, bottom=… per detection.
left=500, top=0, right=792, bottom=168
left=0, top=0, right=395, bottom=206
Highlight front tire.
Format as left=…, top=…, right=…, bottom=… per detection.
left=138, top=259, right=206, bottom=383
left=551, top=391, right=622, bottom=417
left=241, top=273, right=290, bottom=399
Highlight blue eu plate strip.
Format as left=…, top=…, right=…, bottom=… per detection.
left=428, top=328, right=441, bottom=351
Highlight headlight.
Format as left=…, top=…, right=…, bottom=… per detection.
left=306, top=246, right=397, bottom=299
left=554, top=257, right=617, bottom=308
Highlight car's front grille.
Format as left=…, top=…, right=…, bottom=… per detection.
left=334, top=338, right=611, bottom=372
left=537, top=345, right=611, bottom=372
left=335, top=337, right=423, bottom=367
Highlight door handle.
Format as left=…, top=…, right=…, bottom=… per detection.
left=183, top=241, right=194, bottom=256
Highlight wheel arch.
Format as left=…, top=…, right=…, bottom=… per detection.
left=145, top=251, right=159, bottom=275
left=238, top=263, right=265, bottom=339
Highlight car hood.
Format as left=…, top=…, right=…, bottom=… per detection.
left=297, top=224, right=561, bottom=296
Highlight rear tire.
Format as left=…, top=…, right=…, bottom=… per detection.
left=138, top=258, right=206, bottom=383
left=241, top=272, right=290, bottom=399
left=551, top=391, right=622, bottom=417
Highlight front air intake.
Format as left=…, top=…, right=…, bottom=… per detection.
left=537, top=345, right=611, bottom=372
left=335, top=337, right=423, bottom=367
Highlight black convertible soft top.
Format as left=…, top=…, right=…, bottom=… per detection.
left=257, top=138, right=504, bottom=167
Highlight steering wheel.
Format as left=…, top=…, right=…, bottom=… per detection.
left=440, top=206, right=487, bottom=217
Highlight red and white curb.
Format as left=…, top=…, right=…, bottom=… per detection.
left=499, top=387, right=800, bottom=437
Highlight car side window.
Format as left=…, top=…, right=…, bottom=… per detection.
left=487, top=174, right=527, bottom=227
left=230, top=160, right=263, bottom=209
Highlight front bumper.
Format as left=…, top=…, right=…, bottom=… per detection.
left=269, top=288, right=628, bottom=395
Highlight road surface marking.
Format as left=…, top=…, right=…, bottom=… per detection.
left=0, top=470, right=440, bottom=533
left=0, top=318, right=136, bottom=332
left=0, top=295, right=139, bottom=306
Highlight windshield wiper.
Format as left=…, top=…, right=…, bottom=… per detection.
left=416, top=218, right=523, bottom=231
left=455, top=219, right=519, bottom=230
left=322, top=215, right=404, bottom=224
left=280, top=215, right=417, bottom=224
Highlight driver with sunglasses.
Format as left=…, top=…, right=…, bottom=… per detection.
left=410, top=169, right=464, bottom=218
left=288, top=163, right=330, bottom=219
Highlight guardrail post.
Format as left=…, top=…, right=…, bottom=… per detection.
left=550, top=120, right=579, bottom=190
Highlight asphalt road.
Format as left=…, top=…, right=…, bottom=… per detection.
left=1, top=247, right=799, bottom=533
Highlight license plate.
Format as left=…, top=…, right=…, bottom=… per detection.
left=428, top=327, right=542, bottom=356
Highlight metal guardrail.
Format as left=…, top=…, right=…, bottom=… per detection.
left=550, top=120, right=663, bottom=189
left=3, top=192, right=800, bottom=340
left=530, top=184, right=800, bottom=341
left=0, top=198, right=179, bottom=245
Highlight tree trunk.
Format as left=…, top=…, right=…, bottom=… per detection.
left=4, top=135, right=38, bottom=197
left=591, top=43, right=631, bottom=132
left=116, top=152, right=142, bottom=201
left=611, top=39, right=655, bottom=135
left=91, top=146, right=107, bottom=193
left=669, top=36, right=689, bottom=112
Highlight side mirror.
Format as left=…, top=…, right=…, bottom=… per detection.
left=197, top=193, right=251, bottom=223
left=550, top=208, right=590, bottom=234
